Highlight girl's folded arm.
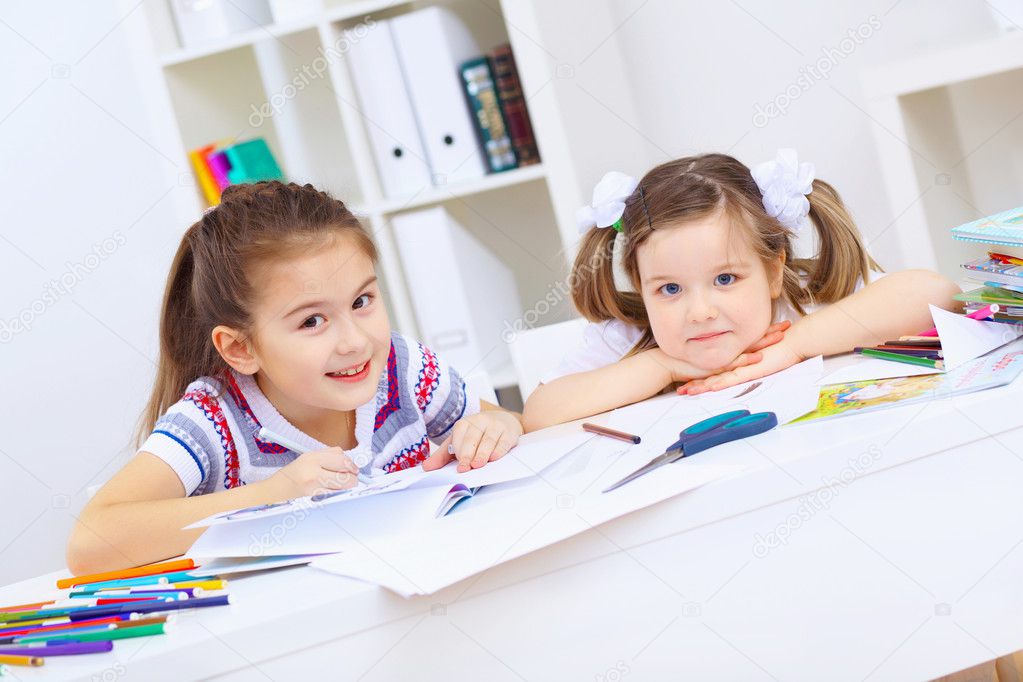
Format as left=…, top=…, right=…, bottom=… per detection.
left=786, top=269, right=961, bottom=357
left=522, top=349, right=673, bottom=432
left=66, top=453, right=288, bottom=575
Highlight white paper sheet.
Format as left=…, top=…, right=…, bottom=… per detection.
left=187, top=553, right=335, bottom=577
left=930, top=304, right=1023, bottom=370
left=310, top=462, right=743, bottom=596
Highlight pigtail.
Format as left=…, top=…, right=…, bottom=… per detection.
left=795, top=179, right=881, bottom=306
left=135, top=225, right=225, bottom=445
left=569, top=226, right=647, bottom=328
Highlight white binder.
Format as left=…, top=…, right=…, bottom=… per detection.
left=344, top=19, right=432, bottom=198
left=390, top=7, right=487, bottom=185
left=391, top=206, right=522, bottom=383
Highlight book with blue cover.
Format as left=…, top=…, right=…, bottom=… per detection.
left=952, top=205, right=1023, bottom=247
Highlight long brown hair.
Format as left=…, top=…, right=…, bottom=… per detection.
left=137, top=181, right=377, bottom=444
left=571, top=153, right=880, bottom=350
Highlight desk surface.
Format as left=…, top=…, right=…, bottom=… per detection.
left=5, top=360, right=1023, bottom=681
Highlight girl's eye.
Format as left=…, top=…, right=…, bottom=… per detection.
left=353, top=294, right=373, bottom=310
left=300, top=314, right=326, bottom=329
left=715, top=273, right=737, bottom=286
left=659, top=282, right=681, bottom=296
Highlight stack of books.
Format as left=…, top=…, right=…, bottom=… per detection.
left=459, top=43, right=541, bottom=175
left=952, top=205, right=1023, bottom=325
left=853, top=205, right=1023, bottom=371
left=188, top=137, right=284, bottom=206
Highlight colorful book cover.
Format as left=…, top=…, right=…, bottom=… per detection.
left=954, top=286, right=1023, bottom=305
left=792, top=340, right=1023, bottom=423
left=951, top=205, right=1023, bottom=247
left=188, top=144, right=221, bottom=206
left=206, top=150, right=232, bottom=191
left=460, top=56, right=517, bottom=173
left=224, top=138, right=284, bottom=185
left=489, top=43, right=540, bottom=167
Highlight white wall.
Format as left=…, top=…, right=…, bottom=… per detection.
left=600, top=0, right=1003, bottom=270
left=0, top=1, right=199, bottom=584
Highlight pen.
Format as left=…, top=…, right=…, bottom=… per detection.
left=258, top=427, right=371, bottom=485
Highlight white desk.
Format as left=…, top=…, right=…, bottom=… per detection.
left=5, top=365, right=1023, bottom=681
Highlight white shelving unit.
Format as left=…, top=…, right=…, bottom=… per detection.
left=862, top=30, right=1023, bottom=279
left=140, top=0, right=644, bottom=392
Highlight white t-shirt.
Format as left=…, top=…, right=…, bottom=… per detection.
left=542, top=270, right=884, bottom=384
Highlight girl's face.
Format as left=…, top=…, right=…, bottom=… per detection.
left=245, top=233, right=391, bottom=423
left=636, top=211, right=783, bottom=371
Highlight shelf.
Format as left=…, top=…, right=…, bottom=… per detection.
left=367, top=164, right=547, bottom=215
left=863, top=31, right=1023, bottom=98
left=158, top=0, right=412, bottom=67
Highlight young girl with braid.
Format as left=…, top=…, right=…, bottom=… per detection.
left=69, top=181, right=522, bottom=572
left=523, top=150, right=959, bottom=430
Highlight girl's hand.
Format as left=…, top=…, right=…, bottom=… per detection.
left=745, top=320, right=791, bottom=353
left=263, top=447, right=360, bottom=499
left=421, top=410, right=523, bottom=473
left=678, top=339, right=804, bottom=396
left=645, top=347, right=765, bottom=385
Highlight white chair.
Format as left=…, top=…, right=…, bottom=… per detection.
left=508, top=317, right=589, bottom=402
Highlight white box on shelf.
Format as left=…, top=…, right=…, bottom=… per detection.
left=390, top=7, right=487, bottom=186
left=267, top=0, right=322, bottom=24
left=390, top=206, right=522, bottom=385
left=344, top=18, right=434, bottom=199
left=168, top=0, right=274, bottom=47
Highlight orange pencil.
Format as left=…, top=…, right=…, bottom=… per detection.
left=0, top=653, right=44, bottom=666
left=57, top=559, right=197, bottom=589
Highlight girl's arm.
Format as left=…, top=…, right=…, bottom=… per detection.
left=683, top=269, right=961, bottom=394
left=522, top=322, right=790, bottom=431
left=67, top=447, right=359, bottom=574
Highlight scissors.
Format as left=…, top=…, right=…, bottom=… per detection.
left=602, top=409, right=777, bottom=493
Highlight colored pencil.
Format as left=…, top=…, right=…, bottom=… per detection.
left=858, top=348, right=944, bottom=369
left=0, top=653, right=43, bottom=666
left=68, top=594, right=230, bottom=621
left=17, top=621, right=168, bottom=644
left=0, top=640, right=114, bottom=656
left=56, top=558, right=196, bottom=589
left=582, top=422, right=641, bottom=444
left=68, top=571, right=203, bottom=592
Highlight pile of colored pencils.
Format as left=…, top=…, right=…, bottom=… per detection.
left=855, top=337, right=944, bottom=371
left=0, top=559, right=229, bottom=670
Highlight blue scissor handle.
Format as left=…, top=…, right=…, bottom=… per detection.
left=673, top=410, right=778, bottom=458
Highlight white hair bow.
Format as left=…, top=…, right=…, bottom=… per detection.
left=575, top=171, right=639, bottom=234
left=576, top=171, right=639, bottom=293
left=751, top=148, right=815, bottom=233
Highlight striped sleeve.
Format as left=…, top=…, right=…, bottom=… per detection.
left=137, top=395, right=220, bottom=497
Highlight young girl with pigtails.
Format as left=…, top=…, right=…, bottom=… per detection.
left=523, top=150, right=960, bottom=431
left=68, top=181, right=523, bottom=573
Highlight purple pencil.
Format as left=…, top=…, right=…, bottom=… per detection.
left=0, top=639, right=113, bottom=656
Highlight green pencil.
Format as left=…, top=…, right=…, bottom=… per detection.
left=16, top=622, right=167, bottom=644
left=859, top=348, right=944, bottom=370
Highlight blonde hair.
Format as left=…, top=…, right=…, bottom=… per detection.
left=571, top=153, right=881, bottom=351
left=137, top=181, right=377, bottom=445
